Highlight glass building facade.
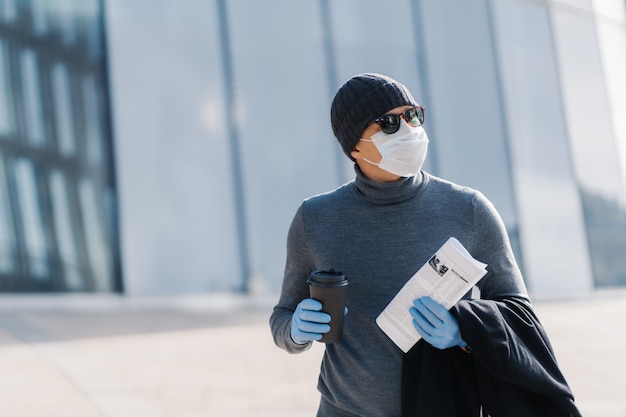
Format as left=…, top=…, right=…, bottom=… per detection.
left=2, top=0, right=626, bottom=297
left=108, top=0, right=626, bottom=298
left=0, top=0, right=121, bottom=292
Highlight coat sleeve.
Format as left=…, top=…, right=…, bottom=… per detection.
left=269, top=204, right=315, bottom=353
left=453, top=298, right=582, bottom=417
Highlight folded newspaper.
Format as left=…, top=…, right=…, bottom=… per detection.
left=376, top=237, right=488, bottom=353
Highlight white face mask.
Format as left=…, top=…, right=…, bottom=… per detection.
left=360, top=121, right=429, bottom=177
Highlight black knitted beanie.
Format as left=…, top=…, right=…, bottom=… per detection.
left=331, top=73, right=418, bottom=160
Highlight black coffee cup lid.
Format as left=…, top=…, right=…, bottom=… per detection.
left=307, top=269, right=347, bottom=284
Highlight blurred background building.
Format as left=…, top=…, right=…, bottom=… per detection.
left=0, top=0, right=119, bottom=292
left=0, top=0, right=625, bottom=299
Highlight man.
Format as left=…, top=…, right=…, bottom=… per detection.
left=270, top=73, right=580, bottom=417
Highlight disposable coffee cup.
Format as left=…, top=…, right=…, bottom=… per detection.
left=307, top=269, right=348, bottom=343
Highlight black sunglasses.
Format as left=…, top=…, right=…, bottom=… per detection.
left=373, top=106, right=425, bottom=134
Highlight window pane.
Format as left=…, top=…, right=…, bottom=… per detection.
left=82, top=74, right=103, bottom=165
left=79, top=179, right=111, bottom=291
left=20, top=49, right=46, bottom=146
left=0, top=0, right=17, bottom=22
left=108, top=0, right=238, bottom=293
left=52, top=63, right=76, bottom=156
left=50, top=171, right=82, bottom=290
left=551, top=4, right=626, bottom=286
left=491, top=0, right=593, bottom=294
left=31, top=0, right=51, bottom=35
left=0, top=40, right=13, bottom=136
left=77, top=0, right=102, bottom=59
left=14, top=159, right=48, bottom=278
left=53, top=0, right=77, bottom=46
left=594, top=0, right=626, bottom=215
left=0, top=157, right=15, bottom=272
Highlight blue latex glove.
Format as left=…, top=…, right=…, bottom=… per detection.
left=290, top=298, right=331, bottom=345
left=409, top=296, right=466, bottom=350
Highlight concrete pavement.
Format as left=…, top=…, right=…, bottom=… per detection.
left=0, top=291, right=624, bottom=417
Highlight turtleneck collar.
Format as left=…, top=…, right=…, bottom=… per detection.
left=353, top=164, right=426, bottom=205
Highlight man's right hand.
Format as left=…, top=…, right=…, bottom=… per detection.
left=290, top=298, right=331, bottom=345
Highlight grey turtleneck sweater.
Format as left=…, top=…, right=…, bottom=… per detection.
left=270, top=167, right=528, bottom=417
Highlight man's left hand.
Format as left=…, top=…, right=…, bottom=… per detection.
left=409, top=296, right=466, bottom=350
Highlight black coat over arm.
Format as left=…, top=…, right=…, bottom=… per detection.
left=401, top=298, right=582, bottom=417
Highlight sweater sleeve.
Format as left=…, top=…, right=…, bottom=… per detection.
left=269, top=204, right=315, bottom=353
left=470, top=191, right=529, bottom=301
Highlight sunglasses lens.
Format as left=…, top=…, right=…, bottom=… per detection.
left=374, top=106, right=425, bottom=134
left=405, top=107, right=424, bottom=127
left=378, top=115, right=401, bottom=134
